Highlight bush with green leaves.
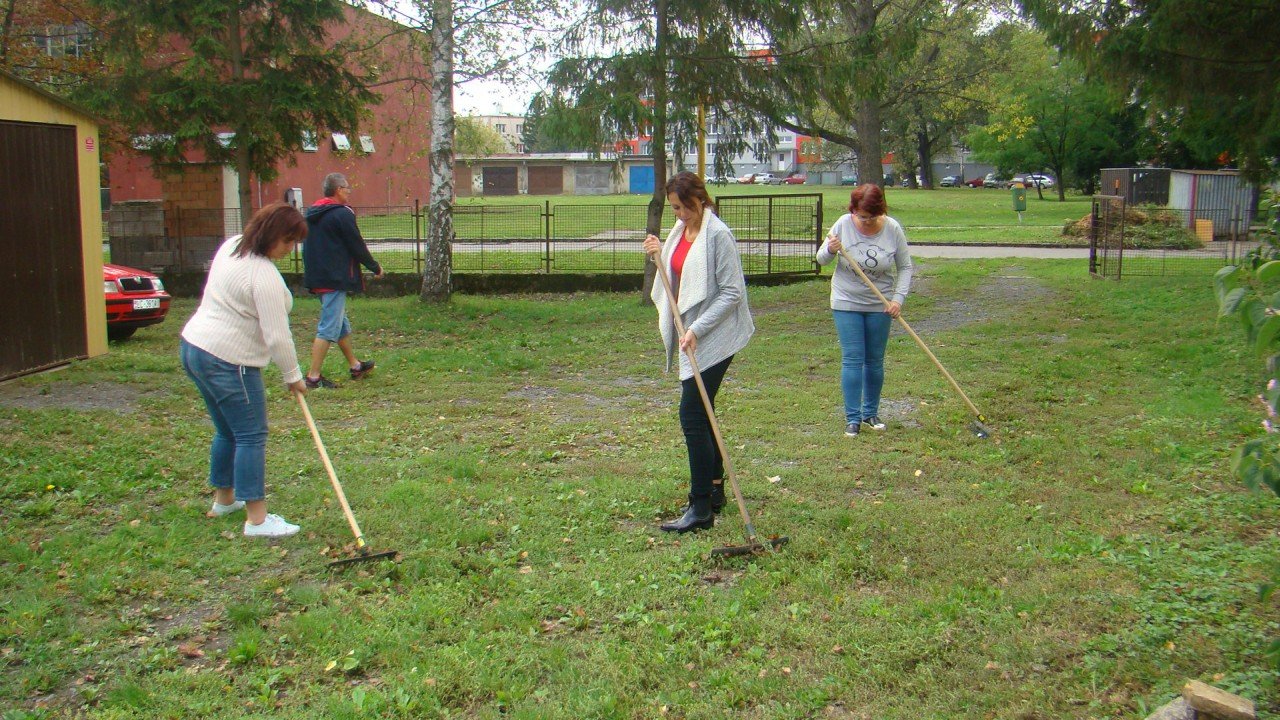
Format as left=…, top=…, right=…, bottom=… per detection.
left=1214, top=189, right=1280, bottom=666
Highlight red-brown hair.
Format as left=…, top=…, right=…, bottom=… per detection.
left=665, top=171, right=716, bottom=214
left=234, top=202, right=308, bottom=258
left=848, top=183, right=888, bottom=216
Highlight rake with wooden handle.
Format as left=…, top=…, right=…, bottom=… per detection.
left=649, top=250, right=788, bottom=557
left=296, top=392, right=399, bottom=568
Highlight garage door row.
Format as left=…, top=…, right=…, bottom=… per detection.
left=455, top=164, right=657, bottom=197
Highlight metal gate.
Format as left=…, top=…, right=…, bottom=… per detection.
left=0, top=120, right=87, bottom=380
left=1089, top=195, right=1126, bottom=279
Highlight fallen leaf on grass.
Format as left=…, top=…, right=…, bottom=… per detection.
left=768, top=476, right=781, bottom=484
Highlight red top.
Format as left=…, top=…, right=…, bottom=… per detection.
left=670, top=235, right=694, bottom=277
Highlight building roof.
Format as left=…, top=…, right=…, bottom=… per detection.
left=0, top=67, right=99, bottom=122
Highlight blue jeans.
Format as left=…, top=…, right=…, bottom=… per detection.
left=316, top=291, right=352, bottom=342
left=833, top=311, right=891, bottom=424
left=180, top=339, right=268, bottom=501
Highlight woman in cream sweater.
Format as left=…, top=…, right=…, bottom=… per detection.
left=180, top=203, right=309, bottom=538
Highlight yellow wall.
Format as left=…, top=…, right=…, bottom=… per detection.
left=0, top=75, right=106, bottom=358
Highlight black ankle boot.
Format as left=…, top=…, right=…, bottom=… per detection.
left=710, top=483, right=726, bottom=513
left=661, top=498, right=714, bottom=533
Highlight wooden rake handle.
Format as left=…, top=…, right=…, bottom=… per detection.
left=296, top=391, right=367, bottom=549
left=833, top=244, right=985, bottom=422
left=649, top=250, right=760, bottom=544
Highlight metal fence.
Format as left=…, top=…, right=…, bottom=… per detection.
left=109, top=196, right=823, bottom=279
left=1089, top=195, right=1245, bottom=279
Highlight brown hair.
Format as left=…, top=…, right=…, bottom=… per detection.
left=234, top=202, right=308, bottom=258
left=664, top=171, right=715, bottom=214
left=848, top=183, right=888, bottom=216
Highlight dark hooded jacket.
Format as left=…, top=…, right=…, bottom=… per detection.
left=302, top=201, right=382, bottom=293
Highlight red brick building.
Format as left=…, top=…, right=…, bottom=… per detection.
left=106, top=4, right=433, bottom=212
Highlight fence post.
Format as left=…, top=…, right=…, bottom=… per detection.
left=414, top=198, right=422, bottom=275
left=1088, top=197, right=1098, bottom=276
left=815, top=193, right=823, bottom=274
left=175, top=207, right=185, bottom=273
left=767, top=195, right=774, bottom=274
left=544, top=200, right=552, bottom=274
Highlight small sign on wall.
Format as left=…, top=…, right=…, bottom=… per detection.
left=85, top=137, right=95, bottom=152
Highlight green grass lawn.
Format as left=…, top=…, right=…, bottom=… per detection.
left=3, top=260, right=1278, bottom=718
left=453, top=184, right=1093, bottom=244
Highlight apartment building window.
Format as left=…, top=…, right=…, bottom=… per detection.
left=301, top=131, right=318, bottom=152
left=516, top=124, right=523, bottom=135
left=331, top=133, right=351, bottom=151
left=495, top=123, right=506, bottom=133
left=359, top=135, right=375, bottom=153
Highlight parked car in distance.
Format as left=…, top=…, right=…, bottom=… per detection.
left=963, top=176, right=985, bottom=188
left=1026, top=173, right=1055, bottom=188
left=939, top=175, right=960, bottom=187
left=839, top=174, right=859, bottom=185
left=104, top=263, right=171, bottom=341
left=782, top=174, right=806, bottom=185
left=982, top=172, right=1006, bottom=188
left=736, top=173, right=758, bottom=184
left=706, top=174, right=732, bottom=186
left=753, top=172, right=780, bottom=184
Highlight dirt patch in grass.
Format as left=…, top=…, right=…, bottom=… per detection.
left=0, top=381, right=159, bottom=413
left=910, top=267, right=1053, bottom=334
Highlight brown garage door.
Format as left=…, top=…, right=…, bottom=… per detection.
left=483, top=166, right=517, bottom=195
left=455, top=164, right=472, bottom=197
left=528, top=166, right=564, bottom=195
left=0, top=121, right=87, bottom=381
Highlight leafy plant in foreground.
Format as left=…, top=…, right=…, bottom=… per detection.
left=1214, top=189, right=1280, bottom=667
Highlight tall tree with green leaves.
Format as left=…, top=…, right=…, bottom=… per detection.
left=545, top=0, right=803, bottom=296
left=367, top=0, right=562, bottom=302
left=965, top=37, right=1128, bottom=200
left=81, top=0, right=377, bottom=226
left=1018, top=0, right=1280, bottom=179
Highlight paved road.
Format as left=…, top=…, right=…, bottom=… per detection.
left=909, top=244, right=1089, bottom=259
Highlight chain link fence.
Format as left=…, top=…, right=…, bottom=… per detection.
left=1089, top=195, right=1246, bottom=279
left=109, top=196, right=823, bottom=279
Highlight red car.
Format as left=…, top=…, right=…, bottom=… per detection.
left=963, top=176, right=985, bottom=188
left=782, top=174, right=807, bottom=185
left=104, top=263, right=171, bottom=340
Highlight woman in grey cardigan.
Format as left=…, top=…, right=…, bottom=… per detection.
left=642, top=172, right=755, bottom=533
left=815, top=183, right=915, bottom=437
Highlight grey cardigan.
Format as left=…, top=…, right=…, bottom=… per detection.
left=651, top=210, right=755, bottom=380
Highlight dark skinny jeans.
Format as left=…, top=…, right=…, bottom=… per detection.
left=679, top=355, right=733, bottom=500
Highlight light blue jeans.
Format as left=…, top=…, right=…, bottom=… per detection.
left=180, top=339, right=268, bottom=501
left=316, top=291, right=352, bottom=342
left=833, top=310, right=892, bottom=424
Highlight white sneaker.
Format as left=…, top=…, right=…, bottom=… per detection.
left=208, top=500, right=245, bottom=517
left=244, top=513, right=300, bottom=538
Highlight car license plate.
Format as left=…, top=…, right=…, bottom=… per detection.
left=133, top=298, right=160, bottom=310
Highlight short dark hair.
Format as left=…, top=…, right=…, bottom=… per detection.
left=234, top=202, right=307, bottom=258
left=848, top=183, right=887, bottom=216
left=664, top=171, right=715, bottom=213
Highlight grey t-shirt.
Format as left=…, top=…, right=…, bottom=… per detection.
left=815, top=214, right=915, bottom=312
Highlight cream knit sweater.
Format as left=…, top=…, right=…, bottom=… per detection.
left=181, top=236, right=303, bottom=384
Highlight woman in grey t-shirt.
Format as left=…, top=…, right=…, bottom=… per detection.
left=814, top=184, right=915, bottom=437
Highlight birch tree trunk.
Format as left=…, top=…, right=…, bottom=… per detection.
left=227, top=11, right=253, bottom=226
left=421, top=0, right=454, bottom=302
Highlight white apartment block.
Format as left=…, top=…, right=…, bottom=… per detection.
left=473, top=114, right=526, bottom=153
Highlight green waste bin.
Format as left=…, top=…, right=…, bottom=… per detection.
left=1011, top=184, right=1027, bottom=212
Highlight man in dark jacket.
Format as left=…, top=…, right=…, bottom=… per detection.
left=302, top=172, right=383, bottom=388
